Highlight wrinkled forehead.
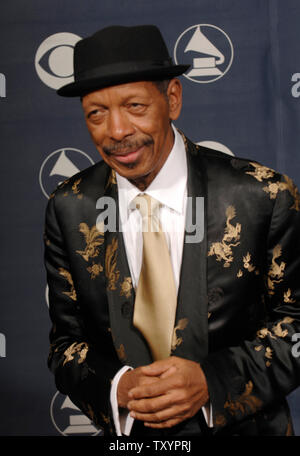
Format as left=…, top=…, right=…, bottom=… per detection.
left=81, top=80, right=166, bottom=106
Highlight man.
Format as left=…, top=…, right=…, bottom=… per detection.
left=44, top=24, right=300, bottom=436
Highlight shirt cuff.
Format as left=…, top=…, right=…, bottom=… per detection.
left=202, top=401, right=213, bottom=428
left=110, top=365, right=135, bottom=436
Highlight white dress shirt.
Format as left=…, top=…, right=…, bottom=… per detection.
left=117, top=125, right=187, bottom=290
left=110, top=126, right=212, bottom=435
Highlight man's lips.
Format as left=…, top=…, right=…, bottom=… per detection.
left=110, top=145, right=144, bottom=164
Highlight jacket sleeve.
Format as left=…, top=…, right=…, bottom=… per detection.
left=201, top=174, right=300, bottom=431
left=44, top=193, right=122, bottom=435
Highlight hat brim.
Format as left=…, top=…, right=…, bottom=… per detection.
left=57, top=64, right=190, bottom=97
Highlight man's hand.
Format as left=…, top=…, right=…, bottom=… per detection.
left=117, top=366, right=161, bottom=408
left=125, top=356, right=209, bottom=429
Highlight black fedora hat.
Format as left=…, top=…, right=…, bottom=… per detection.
left=57, top=25, right=190, bottom=97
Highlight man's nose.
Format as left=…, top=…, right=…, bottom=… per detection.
left=107, top=109, right=135, bottom=141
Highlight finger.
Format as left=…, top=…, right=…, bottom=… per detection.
left=128, top=391, right=174, bottom=414
left=139, top=376, right=160, bottom=386
left=140, top=357, right=176, bottom=376
left=129, top=374, right=178, bottom=399
left=144, top=417, right=184, bottom=429
left=130, top=403, right=193, bottom=423
left=129, top=402, right=189, bottom=423
left=128, top=385, right=192, bottom=414
left=160, top=366, right=177, bottom=379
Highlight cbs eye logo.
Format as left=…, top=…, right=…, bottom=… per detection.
left=35, top=32, right=81, bottom=90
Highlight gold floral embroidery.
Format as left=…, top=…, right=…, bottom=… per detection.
left=215, top=413, right=227, bottom=427
left=262, top=176, right=300, bottom=210
left=254, top=344, right=272, bottom=366
left=58, top=178, right=70, bottom=189
left=246, top=162, right=275, bottom=182
left=76, top=223, right=105, bottom=262
left=267, top=245, right=285, bottom=295
left=72, top=178, right=82, bottom=196
left=87, top=262, right=103, bottom=279
left=120, top=277, right=132, bottom=298
left=257, top=327, right=276, bottom=340
left=85, top=404, right=96, bottom=423
left=265, top=347, right=272, bottom=361
left=237, top=269, right=243, bottom=278
left=224, top=381, right=262, bottom=416
left=245, top=164, right=300, bottom=210
left=262, top=181, right=283, bottom=199
left=63, top=342, right=89, bottom=366
left=265, top=347, right=273, bottom=367
left=58, top=268, right=77, bottom=301
left=284, top=289, right=296, bottom=304
left=105, top=169, right=117, bottom=189
left=208, top=206, right=241, bottom=267
left=223, top=206, right=241, bottom=243
left=273, top=316, right=294, bottom=337
left=100, top=412, right=111, bottom=425
left=171, top=318, right=189, bottom=351
left=105, top=237, right=120, bottom=291
left=283, top=175, right=300, bottom=211
left=116, top=344, right=126, bottom=362
left=257, top=316, right=294, bottom=340
left=243, top=252, right=256, bottom=272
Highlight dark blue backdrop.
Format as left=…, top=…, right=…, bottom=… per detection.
left=0, top=0, right=300, bottom=436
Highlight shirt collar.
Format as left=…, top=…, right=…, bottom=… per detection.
left=116, top=125, right=187, bottom=220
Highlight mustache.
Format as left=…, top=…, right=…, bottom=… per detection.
left=103, top=136, right=154, bottom=155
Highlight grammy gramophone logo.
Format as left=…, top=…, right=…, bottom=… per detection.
left=50, top=392, right=102, bottom=436
left=174, top=24, right=234, bottom=83
left=39, top=147, right=95, bottom=198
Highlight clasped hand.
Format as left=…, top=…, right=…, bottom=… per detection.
left=117, top=356, right=209, bottom=429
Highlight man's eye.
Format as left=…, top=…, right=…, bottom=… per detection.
left=128, top=103, right=145, bottom=112
left=88, top=109, right=104, bottom=120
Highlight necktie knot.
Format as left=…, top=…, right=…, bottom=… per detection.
left=133, top=194, right=161, bottom=232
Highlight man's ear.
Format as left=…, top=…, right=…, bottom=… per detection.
left=167, top=78, right=182, bottom=121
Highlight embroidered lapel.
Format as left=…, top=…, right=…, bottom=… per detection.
left=171, top=136, right=208, bottom=362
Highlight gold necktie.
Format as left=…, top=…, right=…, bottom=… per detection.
left=133, top=194, right=177, bottom=360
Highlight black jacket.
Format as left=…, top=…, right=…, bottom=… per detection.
left=44, top=134, right=300, bottom=435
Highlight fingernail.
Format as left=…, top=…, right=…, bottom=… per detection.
left=130, top=412, right=136, bottom=418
